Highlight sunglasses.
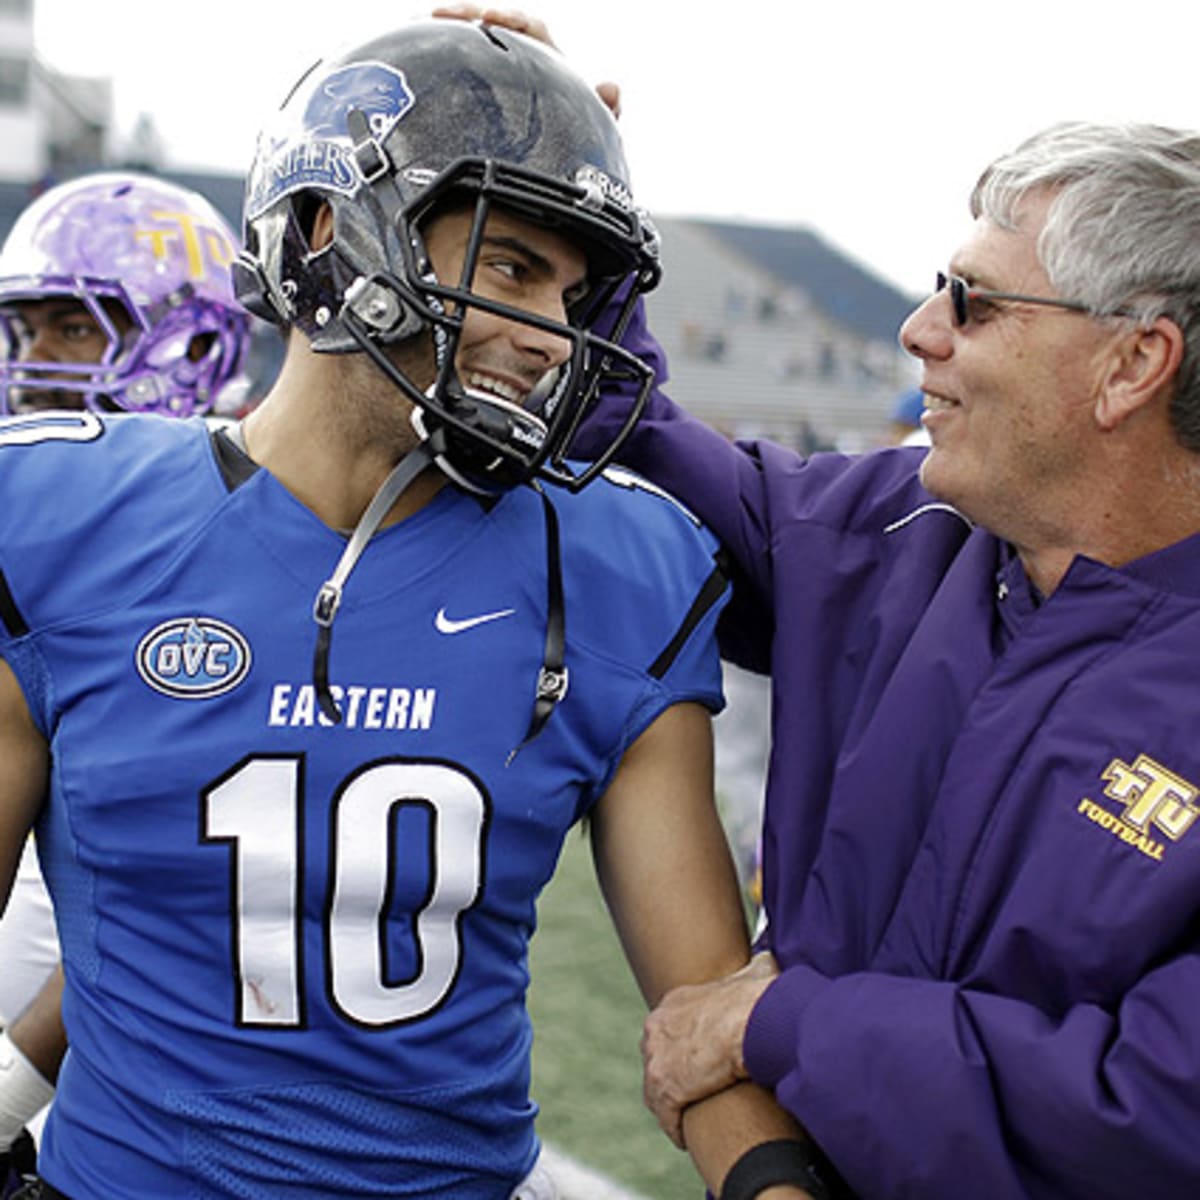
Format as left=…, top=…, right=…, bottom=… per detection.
left=935, top=271, right=1122, bottom=328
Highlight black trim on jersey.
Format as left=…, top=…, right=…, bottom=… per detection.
left=648, top=556, right=729, bottom=681
left=211, top=426, right=261, bottom=492
left=0, top=569, right=29, bottom=637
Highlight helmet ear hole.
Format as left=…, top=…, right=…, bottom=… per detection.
left=187, top=331, right=217, bottom=364
left=298, top=196, right=334, bottom=253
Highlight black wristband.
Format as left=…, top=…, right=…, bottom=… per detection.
left=719, top=1138, right=832, bottom=1200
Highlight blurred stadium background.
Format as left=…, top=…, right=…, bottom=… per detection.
left=0, top=5, right=920, bottom=1194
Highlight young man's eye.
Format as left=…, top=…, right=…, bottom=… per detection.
left=60, top=321, right=102, bottom=342
left=487, top=258, right=524, bottom=282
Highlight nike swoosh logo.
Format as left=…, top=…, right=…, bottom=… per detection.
left=434, top=607, right=516, bottom=635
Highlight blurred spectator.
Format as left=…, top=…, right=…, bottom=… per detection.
left=885, top=385, right=929, bottom=446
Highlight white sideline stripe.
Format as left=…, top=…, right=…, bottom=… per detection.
left=542, top=1142, right=655, bottom=1200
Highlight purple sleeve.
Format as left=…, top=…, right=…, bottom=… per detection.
left=592, top=284, right=669, bottom=382
left=580, top=294, right=783, bottom=667
left=745, top=958, right=1200, bottom=1199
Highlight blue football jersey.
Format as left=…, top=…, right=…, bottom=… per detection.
left=0, top=411, right=728, bottom=1199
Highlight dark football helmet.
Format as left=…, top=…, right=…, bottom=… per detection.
left=0, top=172, right=248, bottom=416
left=234, top=18, right=661, bottom=491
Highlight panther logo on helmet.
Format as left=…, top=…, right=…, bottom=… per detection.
left=246, top=62, right=415, bottom=220
left=306, top=62, right=415, bottom=140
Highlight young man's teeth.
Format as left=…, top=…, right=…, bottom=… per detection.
left=467, top=373, right=520, bottom=403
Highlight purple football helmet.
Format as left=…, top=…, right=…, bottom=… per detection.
left=0, top=172, right=249, bottom=416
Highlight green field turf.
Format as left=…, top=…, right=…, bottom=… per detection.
left=528, top=827, right=708, bottom=1199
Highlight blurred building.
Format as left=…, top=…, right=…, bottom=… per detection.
left=0, top=0, right=110, bottom=183
left=645, top=217, right=919, bottom=451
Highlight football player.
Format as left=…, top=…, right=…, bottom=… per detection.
left=0, top=20, right=804, bottom=1200
left=0, top=171, right=251, bottom=1200
left=0, top=172, right=247, bottom=416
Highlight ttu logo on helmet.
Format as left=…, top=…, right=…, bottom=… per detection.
left=136, top=617, right=252, bottom=699
left=245, top=62, right=415, bottom=220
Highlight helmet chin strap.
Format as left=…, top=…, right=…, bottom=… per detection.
left=311, top=438, right=436, bottom=724
left=506, top=480, right=568, bottom=765
left=408, top=385, right=569, bottom=759
left=309, top=406, right=569, bottom=758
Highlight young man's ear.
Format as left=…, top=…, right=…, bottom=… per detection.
left=1095, top=315, right=1184, bottom=430
left=307, top=200, right=335, bottom=252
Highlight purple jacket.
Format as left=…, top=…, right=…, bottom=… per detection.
left=580, top=304, right=1200, bottom=1199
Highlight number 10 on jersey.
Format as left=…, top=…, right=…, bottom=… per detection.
left=202, top=755, right=489, bottom=1028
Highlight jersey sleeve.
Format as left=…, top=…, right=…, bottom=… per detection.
left=550, top=467, right=730, bottom=799
left=0, top=415, right=217, bottom=630
left=0, top=414, right=219, bottom=733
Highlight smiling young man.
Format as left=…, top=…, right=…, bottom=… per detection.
left=0, top=19, right=806, bottom=1200
left=571, top=122, right=1200, bottom=1199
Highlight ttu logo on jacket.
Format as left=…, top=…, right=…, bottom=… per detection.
left=1077, top=754, right=1200, bottom=863
left=136, top=617, right=252, bottom=699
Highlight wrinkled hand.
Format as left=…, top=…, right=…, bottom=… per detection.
left=430, top=4, right=622, bottom=117
left=642, top=952, right=780, bottom=1148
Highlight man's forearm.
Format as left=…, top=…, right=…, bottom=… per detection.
left=681, top=1080, right=812, bottom=1198
left=9, top=964, right=65, bottom=1082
